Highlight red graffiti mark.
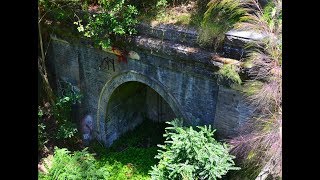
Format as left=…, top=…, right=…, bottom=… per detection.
left=111, top=46, right=128, bottom=64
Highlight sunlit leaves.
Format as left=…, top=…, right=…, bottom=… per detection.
left=40, top=147, right=109, bottom=179
left=150, top=119, right=239, bottom=179
left=74, top=0, right=138, bottom=49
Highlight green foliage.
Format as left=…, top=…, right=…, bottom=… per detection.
left=127, top=0, right=166, bottom=13
left=156, top=0, right=168, bottom=8
left=217, top=64, right=242, bottom=87
left=38, top=123, right=47, bottom=150
left=40, top=120, right=165, bottom=179
left=233, top=80, right=264, bottom=96
left=38, top=106, right=48, bottom=151
left=137, top=0, right=209, bottom=28
left=109, top=120, right=167, bottom=151
left=38, top=107, right=48, bottom=151
left=85, top=120, right=168, bottom=179
left=150, top=119, right=239, bottom=180
left=262, top=1, right=282, bottom=31
left=75, top=0, right=138, bottom=49
left=56, top=121, right=78, bottom=139
left=38, top=106, right=44, bottom=118
left=262, top=1, right=282, bottom=65
left=38, top=0, right=88, bottom=46
left=198, top=0, right=246, bottom=49
left=39, top=0, right=83, bottom=21
left=53, top=84, right=82, bottom=140
left=99, top=147, right=158, bottom=179
left=39, top=147, right=109, bottom=179
left=95, top=120, right=166, bottom=177
left=156, top=0, right=168, bottom=18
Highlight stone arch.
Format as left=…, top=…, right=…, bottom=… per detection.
left=96, top=70, right=187, bottom=145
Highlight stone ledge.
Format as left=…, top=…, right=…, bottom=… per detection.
left=136, top=23, right=266, bottom=60
left=225, top=30, right=266, bottom=41
left=222, top=30, right=267, bottom=59
left=132, top=35, right=226, bottom=68
left=137, top=22, right=199, bottom=47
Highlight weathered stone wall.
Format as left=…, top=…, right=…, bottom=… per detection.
left=214, top=86, right=254, bottom=138
left=47, top=24, right=255, bottom=146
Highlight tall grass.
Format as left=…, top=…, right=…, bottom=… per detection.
left=198, top=0, right=247, bottom=49
left=229, top=0, right=282, bottom=179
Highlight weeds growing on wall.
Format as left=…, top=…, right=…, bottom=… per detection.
left=229, top=0, right=282, bottom=179
left=217, top=64, right=242, bottom=87
left=198, top=0, right=247, bottom=50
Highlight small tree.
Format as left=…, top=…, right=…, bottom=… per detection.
left=149, top=119, right=239, bottom=180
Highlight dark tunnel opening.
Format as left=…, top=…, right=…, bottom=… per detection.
left=105, top=81, right=177, bottom=146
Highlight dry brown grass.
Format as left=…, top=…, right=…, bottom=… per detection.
left=228, top=0, right=282, bottom=179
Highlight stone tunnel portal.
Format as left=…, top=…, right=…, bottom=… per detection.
left=105, top=81, right=177, bottom=145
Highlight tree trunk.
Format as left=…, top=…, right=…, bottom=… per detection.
left=38, top=7, right=55, bottom=106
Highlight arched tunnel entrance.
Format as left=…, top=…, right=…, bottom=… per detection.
left=105, top=81, right=177, bottom=146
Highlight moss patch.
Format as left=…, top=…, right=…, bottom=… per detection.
left=232, top=80, right=264, bottom=96
left=217, top=64, right=242, bottom=87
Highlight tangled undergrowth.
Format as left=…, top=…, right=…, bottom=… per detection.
left=39, top=120, right=165, bottom=179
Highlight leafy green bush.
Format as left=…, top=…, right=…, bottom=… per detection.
left=40, top=120, right=163, bottom=180
left=100, top=146, right=158, bottom=179
left=53, top=96, right=79, bottom=140
left=56, top=121, right=78, bottom=139
left=39, top=147, right=109, bottom=179
left=155, top=0, right=168, bottom=18
left=90, top=120, right=167, bottom=178
left=149, top=119, right=239, bottom=180
left=53, top=83, right=82, bottom=140
left=75, top=0, right=139, bottom=49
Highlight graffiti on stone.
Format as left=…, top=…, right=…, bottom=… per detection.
left=99, top=57, right=115, bottom=71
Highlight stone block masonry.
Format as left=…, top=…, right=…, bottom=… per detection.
left=47, top=24, right=255, bottom=146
